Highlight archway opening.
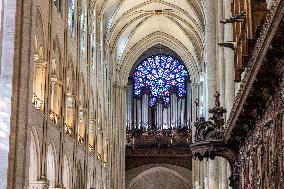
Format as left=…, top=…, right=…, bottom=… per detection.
left=28, top=131, right=39, bottom=184
left=125, top=46, right=192, bottom=149
left=47, top=144, right=56, bottom=188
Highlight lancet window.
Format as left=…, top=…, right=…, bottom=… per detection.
left=53, top=0, right=61, bottom=11
left=78, top=75, right=87, bottom=145
left=80, top=5, right=87, bottom=52
left=65, top=59, right=76, bottom=137
left=32, top=10, right=46, bottom=112
left=49, top=37, right=63, bottom=125
left=88, top=92, right=95, bottom=153
left=67, top=0, right=75, bottom=34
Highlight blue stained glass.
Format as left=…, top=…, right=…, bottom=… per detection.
left=133, top=55, right=189, bottom=107
left=68, top=0, right=75, bottom=33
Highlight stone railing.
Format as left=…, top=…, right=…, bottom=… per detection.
left=89, top=144, right=94, bottom=154
left=49, top=110, right=59, bottom=125
left=32, top=93, right=44, bottom=112
left=77, top=134, right=84, bottom=145
left=64, top=123, right=74, bottom=137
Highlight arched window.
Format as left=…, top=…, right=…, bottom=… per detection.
left=88, top=91, right=95, bottom=153
left=68, top=0, right=75, bottom=34
left=65, top=58, right=76, bottom=137
left=126, top=54, right=191, bottom=132
left=80, top=5, right=87, bottom=52
left=28, top=131, right=39, bottom=183
left=91, top=18, right=96, bottom=70
left=33, top=10, right=46, bottom=112
left=78, top=74, right=86, bottom=145
left=53, top=0, right=61, bottom=11
left=49, top=37, right=62, bottom=125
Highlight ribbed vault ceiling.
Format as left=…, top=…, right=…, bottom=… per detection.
left=94, top=0, right=205, bottom=83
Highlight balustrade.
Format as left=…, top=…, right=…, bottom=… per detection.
left=64, top=123, right=74, bottom=137
left=89, top=144, right=94, bottom=154
left=49, top=109, right=59, bottom=125
left=32, top=93, right=44, bottom=112
left=77, top=134, right=84, bottom=145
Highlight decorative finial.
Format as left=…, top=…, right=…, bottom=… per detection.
left=194, top=91, right=226, bottom=142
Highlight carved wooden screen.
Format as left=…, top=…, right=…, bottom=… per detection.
left=238, top=94, right=284, bottom=188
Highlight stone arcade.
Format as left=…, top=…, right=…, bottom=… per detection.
left=0, top=0, right=283, bottom=189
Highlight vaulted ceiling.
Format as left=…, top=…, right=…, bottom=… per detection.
left=95, top=0, right=205, bottom=80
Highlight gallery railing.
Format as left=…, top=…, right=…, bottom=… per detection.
left=49, top=109, right=60, bottom=125
left=32, top=93, right=44, bottom=112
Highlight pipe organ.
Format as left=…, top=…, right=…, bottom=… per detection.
left=126, top=84, right=192, bottom=131
left=125, top=54, right=192, bottom=148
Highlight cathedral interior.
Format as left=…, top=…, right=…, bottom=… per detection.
left=0, top=0, right=283, bottom=189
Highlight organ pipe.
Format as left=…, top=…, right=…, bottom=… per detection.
left=126, top=84, right=192, bottom=130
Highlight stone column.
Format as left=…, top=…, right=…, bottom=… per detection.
left=204, top=1, right=220, bottom=188
left=1, top=0, right=37, bottom=188
left=204, top=160, right=209, bottom=189
left=121, top=85, right=127, bottom=189
left=204, top=0, right=217, bottom=113
left=218, top=0, right=225, bottom=107
left=208, top=159, right=219, bottom=189
left=217, top=1, right=229, bottom=188
left=224, top=0, right=235, bottom=117
left=220, top=158, right=229, bottom=189
left=192, top=77, right=203, bottom=189
left=111, top=81, right=116, bottom=189
left=0, top=1, right=17, bottom=187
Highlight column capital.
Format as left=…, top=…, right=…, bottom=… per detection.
left=50, top=76, right=64, bottom=86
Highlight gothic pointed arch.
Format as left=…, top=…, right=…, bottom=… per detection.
left=32, top=8, right=46, bottom=112
left=50, top=35, right=63, bottom=124
left=125, top=46, right=192, bottom=149
left=78, top=73, right=87, bottom=145
left=46, top=142, right=57, bottom=188
left=65, top=56, right=76, bottom=137
left=128, top=166, right=191, bottom=189
left=28, top=128, right=40, bottom=184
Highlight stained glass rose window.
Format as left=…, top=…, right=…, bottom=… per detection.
left=133, top=55, right=189, bottom=107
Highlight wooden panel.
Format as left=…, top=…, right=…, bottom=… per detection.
left=232, top=0, right=268, bottom=81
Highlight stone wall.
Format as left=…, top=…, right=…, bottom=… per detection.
left=126, top=164, right=192, bottom=189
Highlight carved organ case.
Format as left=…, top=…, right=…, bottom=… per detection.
left=232, top=0, right=268, bottom=81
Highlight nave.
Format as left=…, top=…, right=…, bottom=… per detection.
left=0, top=0, right=283, bottom=189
